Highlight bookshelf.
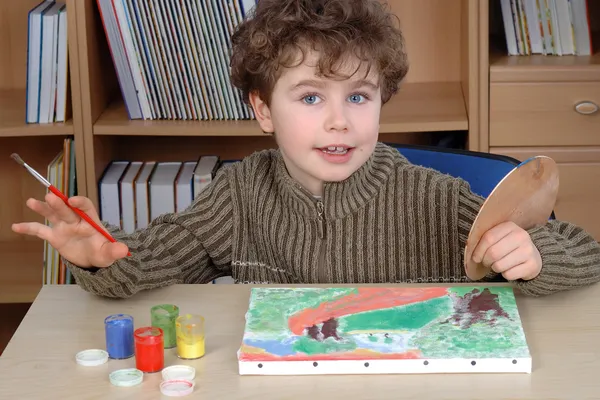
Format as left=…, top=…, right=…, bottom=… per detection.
left=76, top=0, right=484, bottom=208
left=0, top=0, right=483, bottom=303
left=4, top=0, right=599, bottom=304
left=0, top=0, right=86, bottom=303
left=485, top=0, right=600, bottom=240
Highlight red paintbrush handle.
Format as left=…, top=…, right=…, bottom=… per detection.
left=48, top=185, right=132, bottom=257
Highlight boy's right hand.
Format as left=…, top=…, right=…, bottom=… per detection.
left=11, top=193, right=129, bottom=268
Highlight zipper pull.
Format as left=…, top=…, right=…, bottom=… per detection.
left=317, top=200, right=324, bottom=219
left=316, top=200, right=325, bottom=239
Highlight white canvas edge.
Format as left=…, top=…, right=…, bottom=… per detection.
left=238, top=357, right=532, bottom=375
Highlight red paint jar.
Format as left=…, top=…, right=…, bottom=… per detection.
left=134, top=327, right=164, bottom=373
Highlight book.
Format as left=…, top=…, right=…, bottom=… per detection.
left=119, top=161, right=144, bottom=233
left=96, top=0, right=254, bottom=120
left=26, top=1, right=55, bottom=123
left=134, top=161, right=156, bottom=230
left=193, top=155, right=219, bottom=197
left=175, top=161, right=197, bottom=212
left=497, top=0, right=592, bottom=56
left=98, top=161, right=130, bottom=227
left=149, top=162, right=182, bottom=220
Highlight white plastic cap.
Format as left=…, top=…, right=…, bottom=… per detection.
left=75, top=349, right=109, bottom=366
left=161, top=365, right=196, bottom=381
left=160, top=379, right=195, bottom=397
left=109, top=368, right=144, bottom=387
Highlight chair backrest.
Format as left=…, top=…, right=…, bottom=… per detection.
left=386, top=143, right=556, bottom=219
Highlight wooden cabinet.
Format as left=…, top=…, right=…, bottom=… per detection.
left=488, top=77, right=600, bottom=240
left=1, top=0, right=597, bottom=303
left=489, top=80, right=600, bottom=241
left=484, top=1, right=600, bottom=241
left=487, top=76, right=600, bottom=240
left=490, top=82, right=600, bottom=147
left=76, top=0, right=481, bottom=209
left=0, top=0, right=482, bottom=303
left=0, top=0, right=84, bottom=303
left=490, top=147, right=600, bottom=241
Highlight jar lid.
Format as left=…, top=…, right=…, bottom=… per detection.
left=160, top=379, right=195, bottom=397
left=161, top=365, right=196, bottom=381
left=75, top=349, right=108, bottom=366
left=109, top=368, right=144, bottom=387
left=134, top=326, right=163, bottom=340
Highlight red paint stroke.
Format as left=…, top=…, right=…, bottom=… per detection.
left=288, top=287, right=448, bottom=335
left=240, top=350, right=422, bottom=362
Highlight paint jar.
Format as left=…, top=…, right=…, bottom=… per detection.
left=134, top=326, right=164, bottom=373
left=175, top=314, right=205, bottom=360
left=150, top=304, right=179, bottom=349
left=104, top=314, right=134, bottom=359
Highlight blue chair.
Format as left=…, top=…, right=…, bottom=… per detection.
left=387, top=143, right=556, bottom=219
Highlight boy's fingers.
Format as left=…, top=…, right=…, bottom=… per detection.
left=471, top=222, right=517, bottom=263
left=26, top=198, right=59, bottom=224
left=110, top=242, right=130, bottom=259
left=501, top=262, right=530, bottom=281
left=68, top=196, right=101, bottom=221
left=490, top=247, right=526, bottom=273
left=46, top=193, right=79, bottom=224
left=482, top=235, right=521, bottom=268
left=97, top=242, right=129, bottom=268
left=11, top=222, right=53, bottom=241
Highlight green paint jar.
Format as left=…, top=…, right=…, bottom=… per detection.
left=151, top=304, right=179, bottom=349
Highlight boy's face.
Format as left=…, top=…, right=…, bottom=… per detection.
left=250, top=51, right=382, bottom=196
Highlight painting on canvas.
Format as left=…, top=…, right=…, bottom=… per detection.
left=237, top=286, right=531, bottom=375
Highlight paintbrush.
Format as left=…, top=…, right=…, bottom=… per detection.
left=11, top=153, right=131, bottom=257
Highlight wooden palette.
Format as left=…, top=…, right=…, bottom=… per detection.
left=464, top=156, right=559, bottom=281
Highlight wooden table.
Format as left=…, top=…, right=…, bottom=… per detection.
left=0, top=283, right=599, bottom=399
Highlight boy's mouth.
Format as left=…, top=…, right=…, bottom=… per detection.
left=318, top=145, right=353, bottom=155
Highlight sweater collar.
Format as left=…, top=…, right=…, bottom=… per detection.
left=274, top=142, right=403, bottom=219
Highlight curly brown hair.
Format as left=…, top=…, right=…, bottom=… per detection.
left=230, top=0, right=409, bottom=107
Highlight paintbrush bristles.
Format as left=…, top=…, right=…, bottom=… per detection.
left=10, top=153, right=25, bottom=167
left=11, top=152, right=51, bottom=187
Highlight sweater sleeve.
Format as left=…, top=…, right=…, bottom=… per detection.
left=64, top=168, right=234, bottom=299
left=456, top=180, right=600, bottom=296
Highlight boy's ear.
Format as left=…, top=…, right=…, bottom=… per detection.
left=249, top=91, right=274, bottom=134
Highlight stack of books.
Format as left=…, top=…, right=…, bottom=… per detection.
left=499, top=0, right=593, bottom=56
left=96, top=0, right=257, bottom=120
left=26, top=0, right=70, bottom=124
left=98, top=156, right=241, bottom=234
left=98, top=156, right=239, bottom=285
left=44, top=138, right=77, bottom=285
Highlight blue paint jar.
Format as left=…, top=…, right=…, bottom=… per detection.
left=105, top=314, right=134, bottom=359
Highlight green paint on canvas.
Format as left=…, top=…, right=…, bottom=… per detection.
left=293, top=336, right=357, bottom=355
left=245, top=287, right=357, bottom=338
left=407, top=286, right=530, bottom=358
left=239, top=286, right=531, bottom=362
left=340, top=296, right=450, bottom=332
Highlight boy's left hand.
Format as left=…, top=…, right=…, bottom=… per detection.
left=471, top=221, right=542, bottom=281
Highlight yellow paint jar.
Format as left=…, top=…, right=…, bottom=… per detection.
left=175, top=314, right=205, bottom=360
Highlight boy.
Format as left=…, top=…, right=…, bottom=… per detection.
left=12, top=0, right=600, bottom=299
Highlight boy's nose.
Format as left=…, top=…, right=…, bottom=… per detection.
left=324, top=103, right=349, bottom=133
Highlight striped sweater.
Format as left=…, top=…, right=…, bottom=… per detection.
left=67, top=143, right=600, bottom=298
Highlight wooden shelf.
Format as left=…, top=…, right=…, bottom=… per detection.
left=0, top=90, right=73, bottom=137
left=380, top=82, right=467, bottom=133
left=0, top=240, right=44, bottom=303
left=93, top=99, right=263, bottom=136
left=1, top=0, right=486, bottom=304
left=490, top=52, right=600, bottom=82
left=92, top=82, right=467, bottom=136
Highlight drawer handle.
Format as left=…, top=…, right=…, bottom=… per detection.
left=574, top=101, right=599, bottom=115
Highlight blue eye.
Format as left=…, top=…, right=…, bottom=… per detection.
left=348, top=94, right=365, bottom=104
left=302, top=94, right=321, bottom=104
